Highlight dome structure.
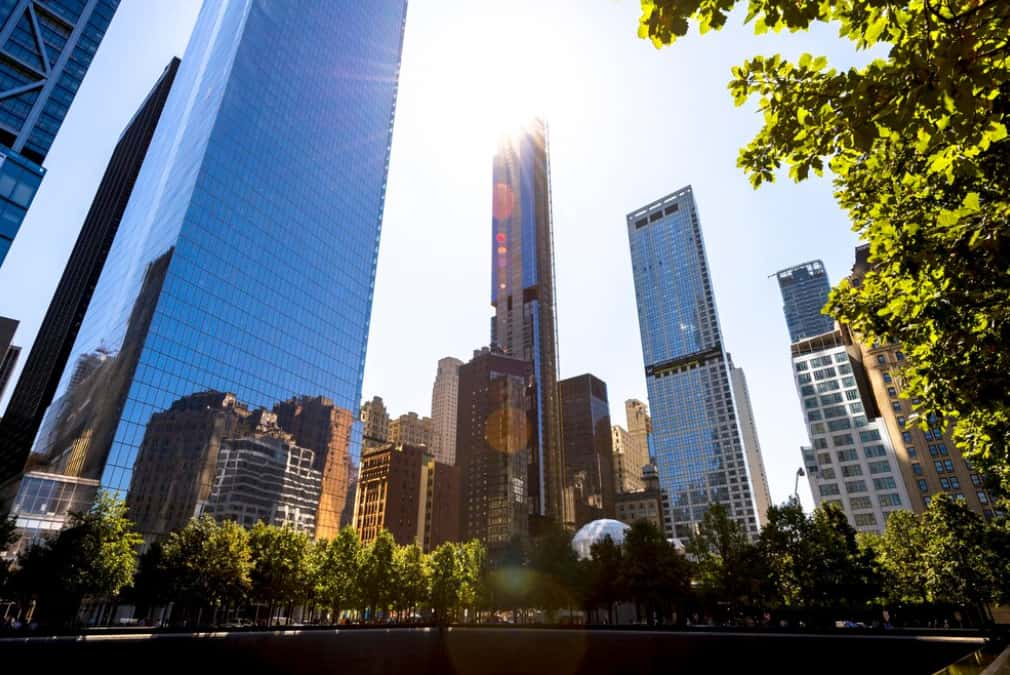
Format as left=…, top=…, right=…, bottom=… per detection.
left=571, top=518, right=630, bottom=560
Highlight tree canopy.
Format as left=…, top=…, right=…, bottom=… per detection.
left=638, top=0, right=1010, bottom=490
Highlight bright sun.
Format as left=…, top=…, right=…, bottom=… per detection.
left=420, top=9, right=579, bottom=157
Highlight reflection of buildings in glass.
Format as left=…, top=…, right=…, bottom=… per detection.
left=26, top=249, right=172, bottom=481
left=204, top=435, right=321, bottom=534
left=0, top=59, right=181, bottom=485
left=8, top=471, right=99, bottom=555
left=559, top=374, right=616, bottom=526
left=626, top=186, right=759, bottom=540
left=6, top=1, right=406, bottom=534
left=491, top=119, right=568, bottom=527
left=456, top=347, right=532, bottom=548
left=0, top=0, right=120, bottom=265
left=273, top=396, right=354, bottom=540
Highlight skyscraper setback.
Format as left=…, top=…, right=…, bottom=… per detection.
left=774, top=260, right=834, bottom=343
left=627, top=186, right=760, bottom=539
left=4, top=1, right=407, bottom=539
left=0, top=59, right=180, bottom=487
left=491, top=118, right=568, bottom=527
left=0, top=0, right=120, bottom=265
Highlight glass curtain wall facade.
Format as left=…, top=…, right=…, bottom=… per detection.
left=491, top=118, right=568, bottom=527
left=774, top=260, right=834, bottom=343
left=0, top=59, right=179, bottom=488
left=0, top=0, right=119, bottom=265
left=627, top=186, right=759, bottom=540
left=559, top=373, right=616, bottom=526
left=8, top=1, right=406, bottom=541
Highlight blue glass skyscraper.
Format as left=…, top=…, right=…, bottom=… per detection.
left=7, top=1, right=406, bottom=542
left=0, top=0, right=119, bottom=265
left=773, top=260, right=834, bottom=343
left=627, top=186, right=759, bottom=539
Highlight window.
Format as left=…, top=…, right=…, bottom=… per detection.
left=798, top=373, right=812, bottom=384
left=820, top=393, right=843, bottom=405
left=836, top=449, right=858, bottom=463
left=842, top=464, right=863, bottom=477
left=883, top=372, right=893, bottom=384
left=887, top=387, right=897, bottom=398
left=944, top=459, right=954, bottom=472
left=807, top=410, right=823, bottom=421
left=842, top=376, right=856, bottom=388
left=817, top=453, right=832, bottom=466
left=917, top=479, right=929, bottom=492
left=805, top=397, right=819, bottom=409
left=845, top=480, right=867, bottom=493
left=896, top=351, right=905, bottom=361
left=873, top=477, right=897, bottom=490
left=811, top=356, right=833, bottom=368
left=978, top=491, right=989, bottom=505
left=828, top=418, right=851, bottom=431
left=837, top=363, right=853, bottom=375
left=796, top=362, right=809, bottom=372
left=811, top=422, right=826, bottom=434
left=970, top=474, right=982, bottom=487
left=849, top=496, right=872, bottom=509
left=939, top=477, right=950, bottom=490
left=869, top=460, right=891, bottom=474
left=934, top=460, right=945, bottom=473
left=864, top=445, right=887, bottom=458
left=813, top=437, right=828, bottom=450
left=845, top=389, right=860, bottom=401
left=832, top=434, right=854, bottom=447
left=953, top=493, right=966, bottom=503
left=833, top=353, right=848, bottom=363
left=850, top=402, right=864, bottom=414
left=823, top=405, right=847, bottom=419
left=912, top=463, right=923, bottom=475
left=902, top=431, right=913, bottom=442
left=876, top=354, right=886, bottom=364
left=820, top=468, right=836, bottom=479
left=929, top=445, right=940, bottom=457
left=906, top=446, right=918, bottom=458
left=819, top=483, right=840, bottom=496
left=854, top=513, right=877, bottom=527
left=949, top=477, right=960, bottom=489
left=813, top=367, right=837, bottom=380
left=891, top=401, right=903, bottom=412
left=816, top=380, right=841, bottom=393
left=896, top=416, right=906, bottom=428
left=859, top=430, right=881, bottom=442
left=801, top=385, right=815, bottom=396
left=879, top=493, right=902, bottom=508
left=923, top=496, right=932, bottom=507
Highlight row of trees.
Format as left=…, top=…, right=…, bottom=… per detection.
left=3, top=492, right=1009, bottom=629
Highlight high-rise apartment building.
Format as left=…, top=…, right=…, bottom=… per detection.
left=456, top=347, right=532, bottom=548
left=5, top=2, right=406, bottom=538
left=610, top=425, right=643, bottom=494
left=0, top=59, right=179, bottom=485
left=389, top=411, right=432, bottom=448
left=728, top=361, right=773, bottom=527
left=559, top=373, right=616, bottom=526
left=491, top=118, right=567, bottom=527
left=361, top=396, right=390, bottom=448
left=430, top=356, right=462, bottom=465
left=627, top=186, right=759, bottom=539
left=773, top=260, right=834, bottom=343
left=793, top=330, right=912, bottom=533
left=845, top=245, right=990, bottom=517
left=0, top=0, right=120, bottom=265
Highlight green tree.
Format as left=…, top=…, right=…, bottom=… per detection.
left=428, top=541, right=460, bottom=624
left=311, top=526, right=361, bottom=623
left=457, top=540, right=488, bottom=623
left=161, top=516, right=252, bottom=625
left=248, top=522, right=311, bottom=625
left=920, top=495, right=997, bottom=620
left=586, top=535, right=624, bottom=624
left=686, top=504, right=765, bottom=612
left=877, top=510, right=929, bottom=604
left=637, top=0, right=1010, bottom=489
left=358, top=530, right=397, bottom=620
left=393, top=543, right=428, bottom=621
left=528, top=524, right=582, bottom=620
left=620, top=519, right=690, bottom=624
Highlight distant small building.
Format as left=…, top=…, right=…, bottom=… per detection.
left=614, top=465, right=666, bottom=532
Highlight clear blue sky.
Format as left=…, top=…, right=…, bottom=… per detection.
left=0, top=0, right=877, bottom=511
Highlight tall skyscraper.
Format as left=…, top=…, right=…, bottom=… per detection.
left=0, top=0, right=120, bottom=265
left=4, top=2, right=406, bottom=537
left=610, top=425, right=643, bottom=494
left=728, top=361, right=773, bottom=527
left=491, top=118, right=567, bottom=526
left=430, top=356, right=462, bottom=465
left=627, top=186, right=759, bottom=539
left=456, top=347, right=532, bottom=548
left=773, top=260, right=834, bottom=343
left=793, top=329, right=911, bottom=533
left=0, top=59, right=180, bottom=486
left=624, top=399, right=652, bottom=482
left=559, top=373, right=616, bottom=526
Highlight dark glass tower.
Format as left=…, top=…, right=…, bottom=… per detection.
left=0, top=58, right=179, bottom=487
left=6, top=1, right=406, bottom=541
left=491, top=118, right=568, bottom=527
left=559, top=373, right=616, bottom=526
left=0, top=0, right=120, bottom=265
left=773, top=260, right=834, bottom=343
left=627, top=186, right=759, bottom=540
